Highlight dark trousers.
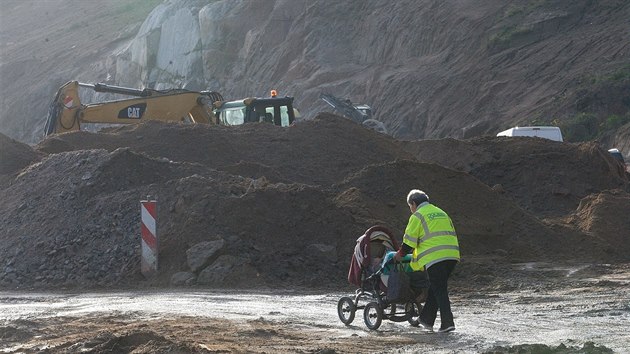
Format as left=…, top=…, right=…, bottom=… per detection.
left=408, top=270, right=430, bottom=293
left=419, top=260, right=457, bottom=328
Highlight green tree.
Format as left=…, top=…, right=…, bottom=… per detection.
left=562, top=113, right=598, bottom=142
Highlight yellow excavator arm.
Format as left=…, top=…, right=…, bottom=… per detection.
left=44, top=81, right=223, bottom=136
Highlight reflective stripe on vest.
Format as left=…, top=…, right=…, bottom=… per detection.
left=407, top=205, right=460, bottom=270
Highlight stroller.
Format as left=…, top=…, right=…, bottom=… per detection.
left=337, top=225, right=428, bottom=330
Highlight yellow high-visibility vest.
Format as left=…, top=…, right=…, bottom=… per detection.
left=402, top=202, right=460, bottom=271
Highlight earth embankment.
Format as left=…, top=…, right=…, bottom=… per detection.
left=1, top=114, right=628, bottom=290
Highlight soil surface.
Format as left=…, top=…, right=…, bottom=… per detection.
left=1, top=115, right=629, bottom=353
left=1, top=263, right=627, bottom=353
left=1, top=115, right=629, bottom=291
left=1, top=1, right=629, bottom=352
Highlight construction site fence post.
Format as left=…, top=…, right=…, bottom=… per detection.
left=140, top=197, right=158, bottom=278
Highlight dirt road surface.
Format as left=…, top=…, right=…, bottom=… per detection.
left=1, top=263, right=628, bottom=353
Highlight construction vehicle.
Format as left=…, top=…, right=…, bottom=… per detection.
left=214, top=90, right=297, bottom=127
left=497, top=126, right=564, bottom=142
left=44, top=81, right=296, bottom=136
left=320, top=93, right=387, bottom=134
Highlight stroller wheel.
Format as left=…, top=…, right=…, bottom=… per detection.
left=405, top=301, right=422, bottom=326
left=363, top=302, right=383, bottom=330
left=337, top=297, right=356, bottom=325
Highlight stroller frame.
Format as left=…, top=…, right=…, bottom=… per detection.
left=337, top=225, right=424, bottom=330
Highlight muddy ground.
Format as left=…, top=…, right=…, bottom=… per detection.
left=1, top=262, right=628, bottom=353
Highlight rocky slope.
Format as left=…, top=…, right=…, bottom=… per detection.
left=1, top=0, right=629, bottom=158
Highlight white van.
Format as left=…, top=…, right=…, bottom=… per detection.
left=496, top=126, right=563, bottom=142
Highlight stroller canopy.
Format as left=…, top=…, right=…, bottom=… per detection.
left=348, top=225, right=399, bottom=287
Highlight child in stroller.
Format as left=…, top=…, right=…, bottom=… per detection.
left=338, top=225, right=429, bottom=330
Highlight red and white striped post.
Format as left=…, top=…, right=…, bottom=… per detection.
left=141, top=197, right=158, bottom=277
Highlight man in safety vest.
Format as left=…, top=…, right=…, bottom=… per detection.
left=394, top=189, right=460, bottom=333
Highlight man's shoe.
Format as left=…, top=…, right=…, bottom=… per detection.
left=418, top=320, right=434, bottom=332
left=438, top=325, right=455, bottom=333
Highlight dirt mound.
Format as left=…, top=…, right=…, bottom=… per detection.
left=1, top=116, right=628, bottom=290
left=37, top=114, right=411, bottom=186
left=335, top=159, right=611, bottom=262
left=401, top=137, right=629, bottom=217
left=566, top=189, right=630, bottom=254
left=2, top=115, right=407, bottom=288
left=0, top=133, right=42, bottom=181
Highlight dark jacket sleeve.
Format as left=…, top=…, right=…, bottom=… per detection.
left=399, top=242, right=413, bottom=255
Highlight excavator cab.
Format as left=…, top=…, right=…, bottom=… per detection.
left=214, top=96, right=296, bottom=127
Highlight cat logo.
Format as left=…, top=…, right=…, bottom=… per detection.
left=118, top=103, right=147, bottom=119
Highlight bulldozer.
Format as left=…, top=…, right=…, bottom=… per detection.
left=44, top=81, right=296, bottom=136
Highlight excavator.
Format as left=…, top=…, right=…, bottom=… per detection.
left=214, top=89, right=297, bottom=127
left=320, top=93, right=387, bottom=134
left=44, top=81, right=296, bottom=136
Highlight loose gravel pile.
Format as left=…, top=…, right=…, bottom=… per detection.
left=1, top=114, right=628, bottom=289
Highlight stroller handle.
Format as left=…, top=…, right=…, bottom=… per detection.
left=383, top=252, right=412, bottom=265
left=365, top=254, right=412, bottom=281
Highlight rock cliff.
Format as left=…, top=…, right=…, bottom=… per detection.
left=1, top=0, right=629, bottom=157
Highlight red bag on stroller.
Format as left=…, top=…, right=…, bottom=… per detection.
left=347, top=225, right=399, bottom=290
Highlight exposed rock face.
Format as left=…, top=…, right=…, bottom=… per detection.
left=1, top=0, right=628, bottom=154
left=111, top=1, right=630, bottom=145
left=111, top=0, right=309, bottom=94
left=116, top=2, right=204, bottom=89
